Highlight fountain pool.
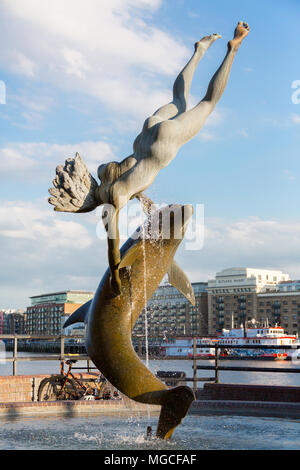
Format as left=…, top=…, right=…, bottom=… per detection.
left=0, top=412, right=299, bottom=450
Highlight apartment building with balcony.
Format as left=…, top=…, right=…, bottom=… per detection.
left=25, top=290, right=94, bottom=336
left=257, top=280, right=300, bottom=336
left=207, top=268, right=290, bottom=334
left=132, top=282, right=208, bottom=338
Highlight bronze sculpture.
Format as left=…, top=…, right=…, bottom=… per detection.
left=64, top=204, right=195, bottom=439
left=50, top=22, right=250, bottom=438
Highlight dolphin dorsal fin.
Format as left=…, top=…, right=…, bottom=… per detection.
left=119, top=244, right=144, bottom=269
left=63, top=299, right=92, bottom=328
left=167, top=261, right=195, bottom=306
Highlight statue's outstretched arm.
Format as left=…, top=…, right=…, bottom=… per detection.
left=48, top=153, right=100, bottom=213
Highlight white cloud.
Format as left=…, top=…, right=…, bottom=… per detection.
left=176, top=216, right=300, bottom=283
left=0, top=140, right=115, bottom=179
left=197, top=108, right=226, bottom=142
left=11, top=52, right=37, bottom=77
left=7, top=87, right=56, bottom=129
left=243, top=67, right=254, bottom=73
left=238, top=128, right=249, bottom=138
left=198, top=131, right=215, bottom=142
left=283, top=170, right=296, bottom=181
left=62, top=48, right=91, bottom=79
left=0, top=199, right=103, bottom=308
left=0, top=200, right=92, bottom=249
left=12, top=90, right=54, bottom=114
left=291, top=113, right=300, bottom=125
left=0, top=0, right=189, bottom=117
left=2, top=203, right=300, bottom=308
left=204, top=217, right=300, bottom=256
left=0, top=146, right=36, bottom=172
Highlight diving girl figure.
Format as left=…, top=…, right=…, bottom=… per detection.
left=49, top=22, right=250, bottom=295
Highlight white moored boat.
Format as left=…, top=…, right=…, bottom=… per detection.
left=160, top=325, right=300, bottom=360
left=218, top=325, right=300, bottom=360
left=160, top=337, right=216, bottom=358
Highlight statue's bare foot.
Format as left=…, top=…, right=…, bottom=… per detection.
left=195, top=33, right=221, bottom=52
left=229, top=22, right=250, bottom=49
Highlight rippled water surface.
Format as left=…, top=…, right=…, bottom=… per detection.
left=0, top=413, right=299, bottom=450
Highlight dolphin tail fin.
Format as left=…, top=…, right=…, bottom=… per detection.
left=63, top=299, right=92, bottom=328
left=156, top=386, right=195, bottom=440
left=167, top=261, right=195, bottom=306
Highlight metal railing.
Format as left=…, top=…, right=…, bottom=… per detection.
left=0, top=334, right=90, bottom=376
left=1, top=335, right=300, bottom=394
left=157, top=339, right=300, bottom=393
left=190, top=342, right=300, bottom=394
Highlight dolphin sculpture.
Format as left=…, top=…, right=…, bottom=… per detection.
left=64, top=203, right=195, bottom=439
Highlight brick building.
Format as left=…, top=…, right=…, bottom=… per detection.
left=6, top=311, right=26, bottom=334
left=26, top=291, right=94, bottom=336
left=132, top=282, right=208, bottom=339
left=257, top=290, right=300, bottom=336
left=0, top=311, right=4, bottom=334
left=207, top=268, right=291, bottom=335
left=0, top=310, right=25, bottom=334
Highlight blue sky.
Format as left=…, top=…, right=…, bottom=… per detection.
left=0, top=0, right=300, bottom=308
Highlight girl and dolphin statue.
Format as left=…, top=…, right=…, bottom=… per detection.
left=49, top=22, right=250, bottom=438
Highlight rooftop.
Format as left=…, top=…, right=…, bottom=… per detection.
left=30, top=290, right=94, bottom=299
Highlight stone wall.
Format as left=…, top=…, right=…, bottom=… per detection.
left=203, top=383, right=300, bottom=402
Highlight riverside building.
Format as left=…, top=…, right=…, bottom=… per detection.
left=207, top=268, right=291, bottom=335
left=22, top=269, right=300, bottom=339
left=257, top=281, right=300, bottom=336
left=132, top=282, right=208, bottom=339
left=0, top=310, right=26, bottom=334
left=25, top=290, right=94, bottom=336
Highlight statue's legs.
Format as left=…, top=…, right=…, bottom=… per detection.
left=99, top=36, right=222, bottom=294
left=152, top=34, right=221, bottom=121
left=174, top=22, right=250, bottom=145
left=100, top=22, right=249, bottom=295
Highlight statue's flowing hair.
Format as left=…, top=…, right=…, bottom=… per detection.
left=48, top=153, right=99, bottom=213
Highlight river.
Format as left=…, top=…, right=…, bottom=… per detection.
left=1, top=352, right=300, bottom=388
